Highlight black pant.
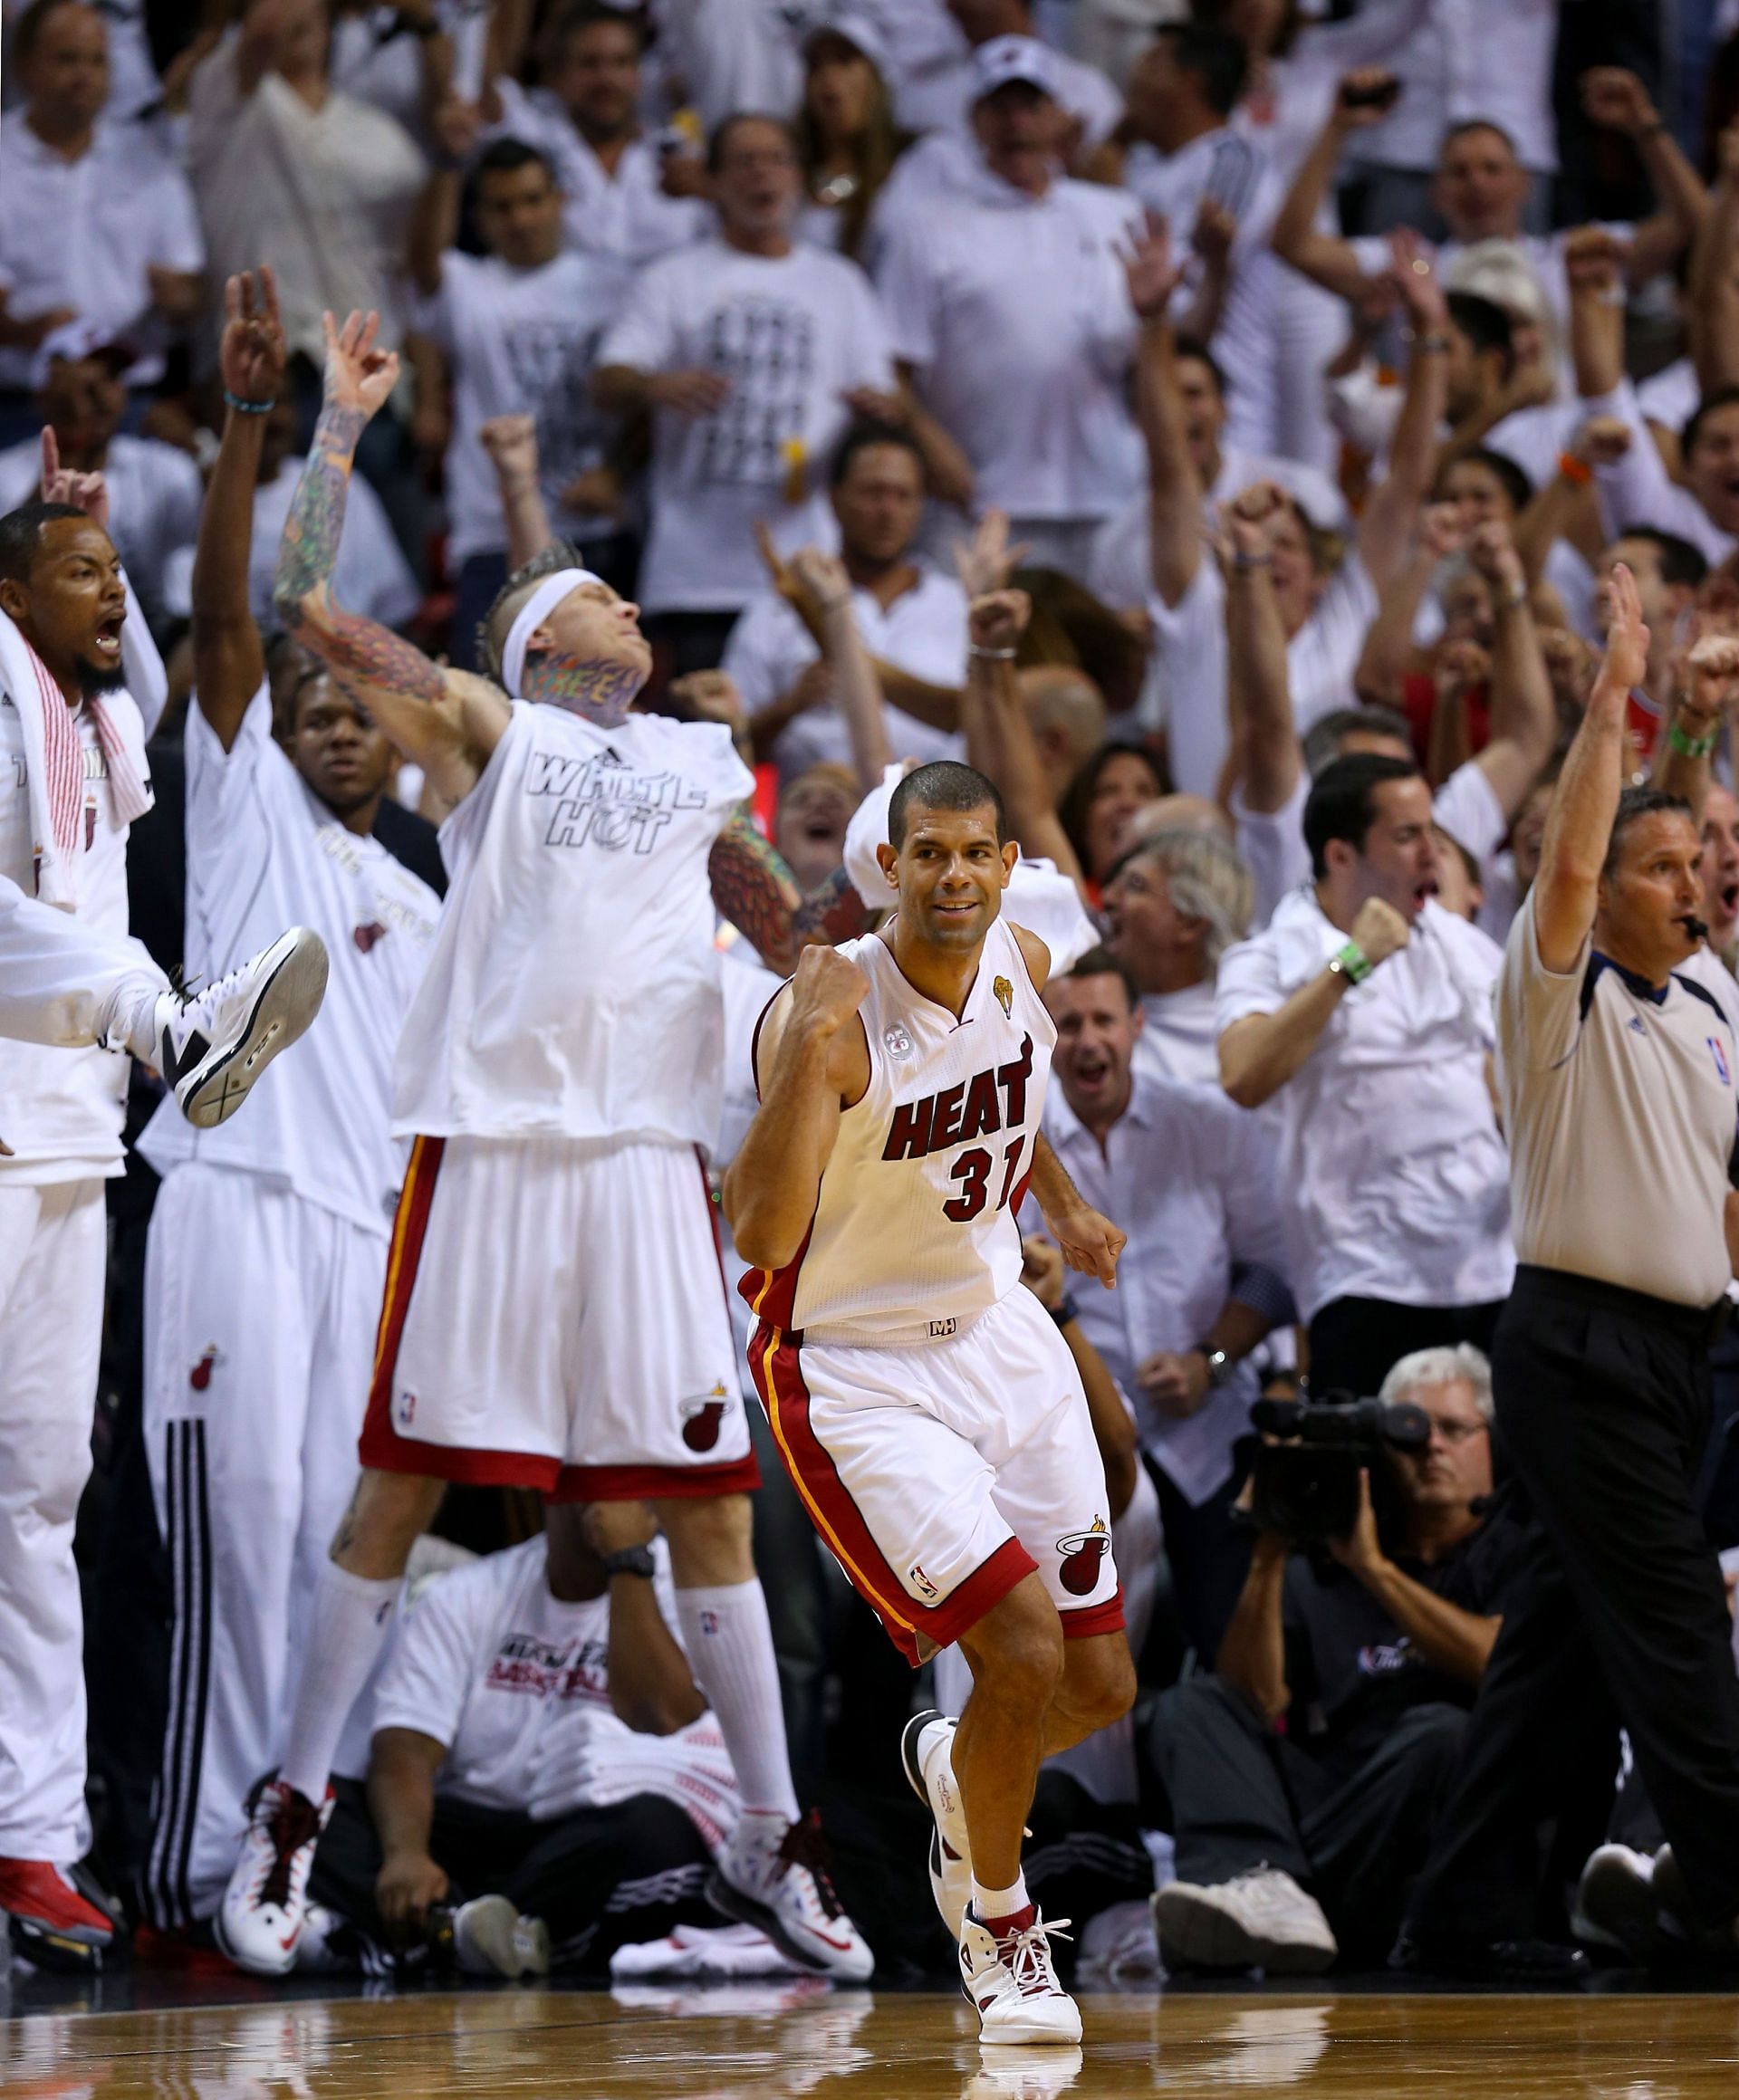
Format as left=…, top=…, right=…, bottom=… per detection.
left=309, top=1779, right=716, bottom=1971
left=1404, top=1266, right=1739, bottom=1941
left=1151, top=1675, right=1467, bottom=1962
left=1306, top=1296, right=1504, bottom=1403
left=1148, top=1451, right=1254, bottom=1665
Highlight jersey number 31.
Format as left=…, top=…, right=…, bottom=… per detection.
left=944, top=1138, right=1024, bottom=1223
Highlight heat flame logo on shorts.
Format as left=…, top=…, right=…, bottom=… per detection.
left=994, top=975, right=1013, bottom=1020
left=189, top=1344, right=223, bottom=1392
left=680, top=1383, right=729, bottom=1451
left=1056, top=1517, right=1110, bottom=1597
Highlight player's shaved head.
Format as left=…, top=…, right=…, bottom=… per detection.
left=888, top=760, right=1006, bottom=851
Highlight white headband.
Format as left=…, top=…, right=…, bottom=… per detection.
left=501, top=567, right=602, bottom=696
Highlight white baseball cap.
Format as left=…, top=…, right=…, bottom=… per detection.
left=970, top=34, right=1062, bottom=104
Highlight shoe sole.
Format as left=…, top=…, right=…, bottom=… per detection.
left=975, top=2006, right=1084, bottom=2046
left=181, top=931, right=329, bottom=1129
left=1151, top=1887, right=1335, bottom=1976
left=902, top=1710, right=970, bottom=1941
left=7, top=1913, right=109, bottom=1972
left=705, top=1867, right=868, bottom=1980
left=457, top=1895, right=526, bottom=1978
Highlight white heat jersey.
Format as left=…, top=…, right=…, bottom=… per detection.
left=745, top=916, right=1055, bottom=1342
left=138, top=687, right=441, bottom=1237
left=393, top=702, right=753, bottom=1146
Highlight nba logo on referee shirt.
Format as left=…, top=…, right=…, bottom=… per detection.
left=1711, top=1038, right=1732, bottom=1087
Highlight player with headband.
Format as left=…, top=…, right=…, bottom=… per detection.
left=216, top=311, right=871, bottom=1980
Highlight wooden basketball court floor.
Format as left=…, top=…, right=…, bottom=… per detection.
left=10, top=1980, right=1739, bottom=2099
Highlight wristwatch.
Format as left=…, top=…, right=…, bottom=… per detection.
left=600, top=1545, right=657, bottom=1581
left=1196, top=1347, right=1234, bottom=1389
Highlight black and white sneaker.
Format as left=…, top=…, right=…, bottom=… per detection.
left=158, top=927, right=328, bottom=1127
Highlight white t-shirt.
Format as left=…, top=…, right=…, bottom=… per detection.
left=1041, top=1068, right=1289, bottom=1503
left=138, top=688, right=441, bottom=1237
left=372, top=1534, right=739, bottom=1846
left=0, top=688, right=149, bottom=1182
left=1130, top=980, right=1221, bottom=1090
left=410, top=248, right=629, bottom=567
left=877, top=173, right=1145, bottom=523
left=248, top=457, right=419, bottom=636
left=0, top=119, right=204, bottom=390
left=395, top=704, right=754, bottom=1144
left=1149, top=554, right=1379, bottom=799
left=599, top=239, right=895, bottom=615
left=1215, top=889, right=1513, bottom=1321
left=0, top=436, right=202, bottom=628
left=485, top=81, right=711, bottom=267
left=721, top=570, right=967, bottom=782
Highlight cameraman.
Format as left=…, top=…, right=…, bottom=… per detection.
left=1148, top=1347, right=1524, bottom=1973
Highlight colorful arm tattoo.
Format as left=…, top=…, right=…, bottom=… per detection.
left=707, top=810, right=868, bottom=973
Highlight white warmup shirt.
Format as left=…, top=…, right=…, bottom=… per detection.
left=876, top=172, right=1145, bottom=526
left=0, top=685, right=151, bottom=1183
left=0, top=120, right=205, bottom=391
left=745, top=916, right=1055, bottom=1342
left=722, top=569, right=967, bottom=782
left=372, top=1535, right=739, bottom=1846
left=138, top=687, right=441, bottom=1235
left=599, top=239, right=895, bottom=615
left=394, top=702, right=753, bottom=1145
left=248, top=457, right=418, bottom=636
left=0, top=436, right=203, bottom=628
left=410, top=247, right=629, bottom=567
left=1041, top=1069, right=1289, bottom=1505
left=1497, top=891, right=1739, bottom=1310
left=485, top=79, right=710, bottom=265
left=1215, top=890, right=1513, bottom=1322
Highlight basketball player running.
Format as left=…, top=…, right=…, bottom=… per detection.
left=725, top=742, right=1138, bottom=2046
left=218, top=310, right=870, bottom=1980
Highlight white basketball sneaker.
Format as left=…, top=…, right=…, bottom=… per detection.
left=901, top=1708, right=973, bottom=1941
left=958, top=1906, right=1081, bottom=2045
left=156, top=926, right=328, bottom=1127
left=454, top=1894, right=551, bottom=1979
left=1152, top=1866, right=1337, bottom=1974
left=709, top=1808, right=874, bottom=1980
left=215, top=1777, right=333, bottom=1976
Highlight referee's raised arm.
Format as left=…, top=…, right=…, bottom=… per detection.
left=1530, top=561, right=1649, bottom=975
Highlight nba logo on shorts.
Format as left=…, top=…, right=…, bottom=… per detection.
left=397, top=1389, right=418, bottom=1428
left=1055, top=1518, right=1110, bottom=1597
left=1711, top=1037, right=1731, bottom=1087
left=679, top=1384, right=728, bottom=1451
left=908, top=1562, right=940, bottom=1603
left=699, top=1609, right=720, bottom=1636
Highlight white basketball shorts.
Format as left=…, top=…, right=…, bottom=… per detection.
left=360, top=1132, right=756, bottom=1499
left=747, top=1285, right=1123, bottom=1665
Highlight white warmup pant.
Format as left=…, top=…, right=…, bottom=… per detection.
left=0, top=870, right=167, bottom=1051
left=0, top=1177, right=107, bottom=1862
left=141, top=1164, right=386, bottom=1926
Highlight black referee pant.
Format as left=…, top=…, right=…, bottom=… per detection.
left=1402, top=1264, right=1739, bottom=1944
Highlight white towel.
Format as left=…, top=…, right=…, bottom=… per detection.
left=0, top=603, right=153, bottom=909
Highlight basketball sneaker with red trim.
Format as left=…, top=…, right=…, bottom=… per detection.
left=901, top=1708, right=973, bottom=1940
left=215, top=1776, right=333, bottom=1975
left=958, top=1905, right=1081, bottom=2045
left=708, top=1808, right=874, bottom=1980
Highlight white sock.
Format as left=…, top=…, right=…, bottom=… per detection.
left=676, top=1580, right=801, bottom=1823
left=278, top=1564, right=399, bottom=1807
left=94, top=973, right=166, bottom=1060
left=973, top=1871, right=1031, bottom=1925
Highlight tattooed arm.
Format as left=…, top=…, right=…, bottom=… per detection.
left=274, top=310, right=510, bottom=807
left=708, top=810, right=870, bottom=975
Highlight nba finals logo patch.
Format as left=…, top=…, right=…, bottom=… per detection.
left=1712, top=1037, right=1732, bottom=1087
left=994, top=975, right=1014, bottom=1020
left=189, top=1344, right=224, bottom=1392
left=680, top=1384, right=729, bottom=1451
left=883, top=1023, right=913, bottom=1061
left=1056, top=1517, right=1110, bottom=1597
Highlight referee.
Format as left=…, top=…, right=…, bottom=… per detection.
left=1398, top=563, right=1739, bottom=1978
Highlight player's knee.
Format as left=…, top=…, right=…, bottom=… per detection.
left=656, top=1491, right=754, bottom=1586
left=967, top=1581, right=1066, bottom=1704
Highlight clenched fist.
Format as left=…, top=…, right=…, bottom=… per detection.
left=788, top=942, right=870, bottom=1039
left=1349, top=896, right=1410, bottom=968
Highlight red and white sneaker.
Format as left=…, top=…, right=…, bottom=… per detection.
left=214, top=1777, right=333, bottom=1975
left=0, top=1858, right=116, bottom=1970
left=709, top=1808, right=874, bottom=1980
left=958, top=1905, right=1081, bottom=2045
left=900, top=1708, right=973, bottom=1941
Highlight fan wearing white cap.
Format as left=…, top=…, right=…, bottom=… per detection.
left=893, top=0, right=1121, bottom=156
left=216, top=307, right=874, bottom=1987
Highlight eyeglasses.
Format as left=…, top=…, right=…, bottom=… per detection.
left=1420, top=1416, right=1488, bottom=1444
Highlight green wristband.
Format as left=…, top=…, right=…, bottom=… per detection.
left=1330, top=941, right=1372, bottom=986
left=1667, top=719, right=1718, bottom=759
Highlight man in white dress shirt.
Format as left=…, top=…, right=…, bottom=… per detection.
left=1042, top=947, right=1292, bottom=1658
left=723, top=422, right=966, bottom=783
left=1216, top=753, right=1513, bottom=1402
left=1101, top=827, right=1254, bottom=1088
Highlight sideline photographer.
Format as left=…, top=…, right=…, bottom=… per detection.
left=1146, top=1347, right=1524, bottom=1973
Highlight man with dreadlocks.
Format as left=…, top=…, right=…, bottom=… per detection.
left=217, top=309, right=871, bottom=1982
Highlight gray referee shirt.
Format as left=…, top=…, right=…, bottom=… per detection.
left=1496, top=889, right=1738, bottom=1308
